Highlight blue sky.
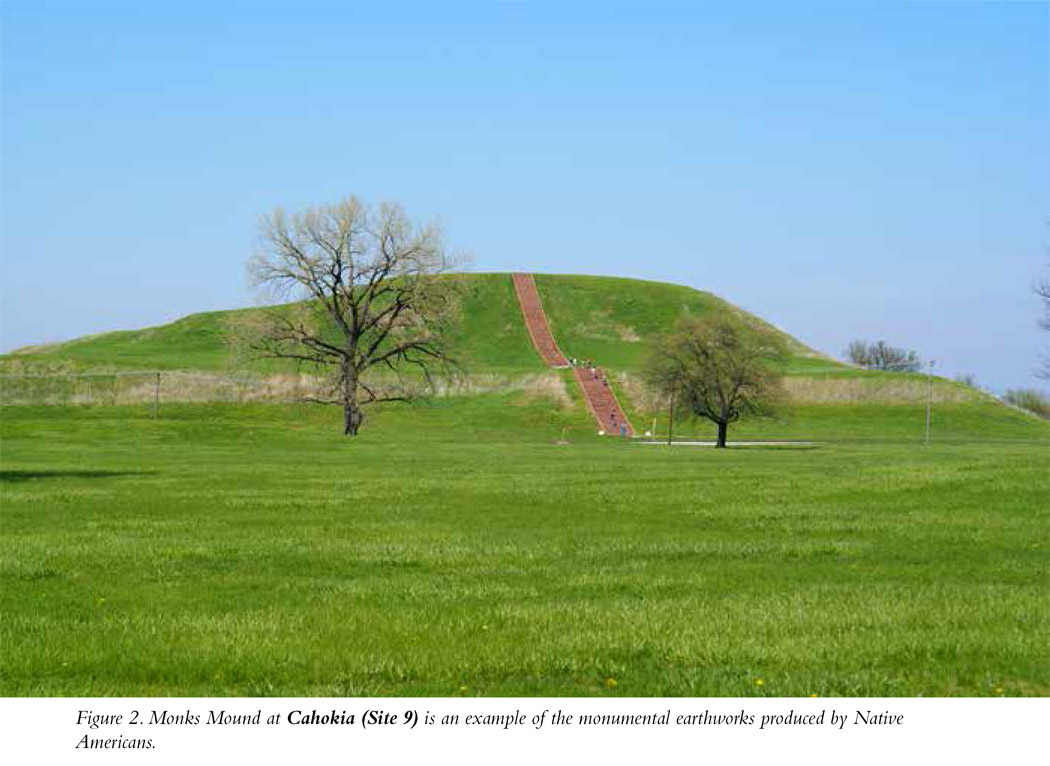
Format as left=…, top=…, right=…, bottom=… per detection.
left=2, top=1, right=1047, bottom=391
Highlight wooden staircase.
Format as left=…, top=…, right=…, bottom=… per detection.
left=512, top=273, right=634, bottom=436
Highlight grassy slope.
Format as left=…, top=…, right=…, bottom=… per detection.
left=8, top=308, right=254, bottom=371
left=533, top=273, right=831, bottom=373
left=3, top=273, right=824, bottom=374
left=1, top=403, right=1046, bottom=696
left=0, top=271, right=992, bottom=389
left=1, top=274, right=546, bottom=375
left=526, top=275, right=1008, bottom=435
left=444, top=274, right=547, bottom=374
left=0, top=271, right=1038, bottom=444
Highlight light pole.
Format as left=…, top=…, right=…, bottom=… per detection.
left=667, top=388, right=675, bottom=446
left=925, top=360, right=935, bottom=445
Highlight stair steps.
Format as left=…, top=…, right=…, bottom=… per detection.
left=511, top=273, right=569, bottom=367
left=512, top=273, right=635, bottom=436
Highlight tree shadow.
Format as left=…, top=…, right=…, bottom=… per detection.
left=0, top=470, right=154, bottom=482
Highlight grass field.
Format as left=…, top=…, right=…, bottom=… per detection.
left=2, top=399, right=1046, bottom=697
left=2, top=273, right=1046, bottom=697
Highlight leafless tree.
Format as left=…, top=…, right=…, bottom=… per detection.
left=846, top=340, right=921, bottom=372
left=644, top=314, right=787, bottom=448
left=1003, top=388, right=1050, bottom=419
left=235, top=196, right=462, bottom=435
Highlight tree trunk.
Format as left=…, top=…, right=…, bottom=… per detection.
left=716, top=420, right=728, bottom=448
left=341, top=363, right=363, bottom=436
left=343, top=403, right=364, bottom=436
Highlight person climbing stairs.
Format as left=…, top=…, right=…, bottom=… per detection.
left=512, top=273, right=634, bottom=436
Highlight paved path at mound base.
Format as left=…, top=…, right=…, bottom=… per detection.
left=512, top=273, right=634, bottom=436
left=512, top=273, right=569, bottom=367
left=638, top=440, right=814, bottom=447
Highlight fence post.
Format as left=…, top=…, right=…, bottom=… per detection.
left=154, top=372, right=160, bottom=419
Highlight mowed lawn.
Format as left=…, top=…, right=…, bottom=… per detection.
left=1, top=400, right=1047, bottom=697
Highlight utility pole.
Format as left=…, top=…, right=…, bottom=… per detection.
left=667, top=388, right=675, bottom=446
left=925, top=360, right=935, bottom=445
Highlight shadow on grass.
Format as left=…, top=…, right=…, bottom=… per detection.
left=0, top=470, right=154, bottom=482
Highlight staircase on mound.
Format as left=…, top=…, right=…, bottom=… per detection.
left=573, top=366, right=633, bottom=436
left=511, top=273, right=634, bottom=436
left=511, top=273, right=569, bottom=367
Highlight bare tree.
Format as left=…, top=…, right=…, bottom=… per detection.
left=846, top=340, right=921, bottom=372
left=1004, top=388, right=1050, bottom=419
left=237, top=196, right=461, bottom=435
left=846, top=340, right=871, bottom=368
left=644, top=314, right=787, bottom=448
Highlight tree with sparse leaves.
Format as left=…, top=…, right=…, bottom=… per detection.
left=236, top=196, right=461, bottom=435
left=644, top=314, right=788, bottom=448
left=846, top=340, right=921, bottom=372
left=1004, top=388, right=1050, bottom=419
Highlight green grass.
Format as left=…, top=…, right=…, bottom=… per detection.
left=1, top=273, right=831, bottom=377
left=0, top=274, right=530, bottom=374
left=444, top=274, right=548, bottom=374
left=4, top=309, right=250, bottom=371
left=0, top=274, right=543, bottom=374
left=533, top=273, right=834, bottom=373
left=648, top=402, right=1048, bottom=444
left=2, top=401, right=1046, bottom=697
left=2, top=273, right=1044, bottom=696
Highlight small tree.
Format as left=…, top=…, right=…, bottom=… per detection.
left=237, top=196, right=461, bottom=435
left=644, top=314, right=787, bottom=448
left=845, top=340, right=871, bottom=368
left=846, top=340, right=921, bottom=372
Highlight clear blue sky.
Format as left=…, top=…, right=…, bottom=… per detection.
left=2, top=1, right=1047, bottom=391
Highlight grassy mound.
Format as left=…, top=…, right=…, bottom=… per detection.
left=1, top=273, right=1037, bottom=440
left=1, top=274, right=547, bottom=374
left=3, top=273, right=825, bottom=374
left=534, top=273, right=829, bottom=373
